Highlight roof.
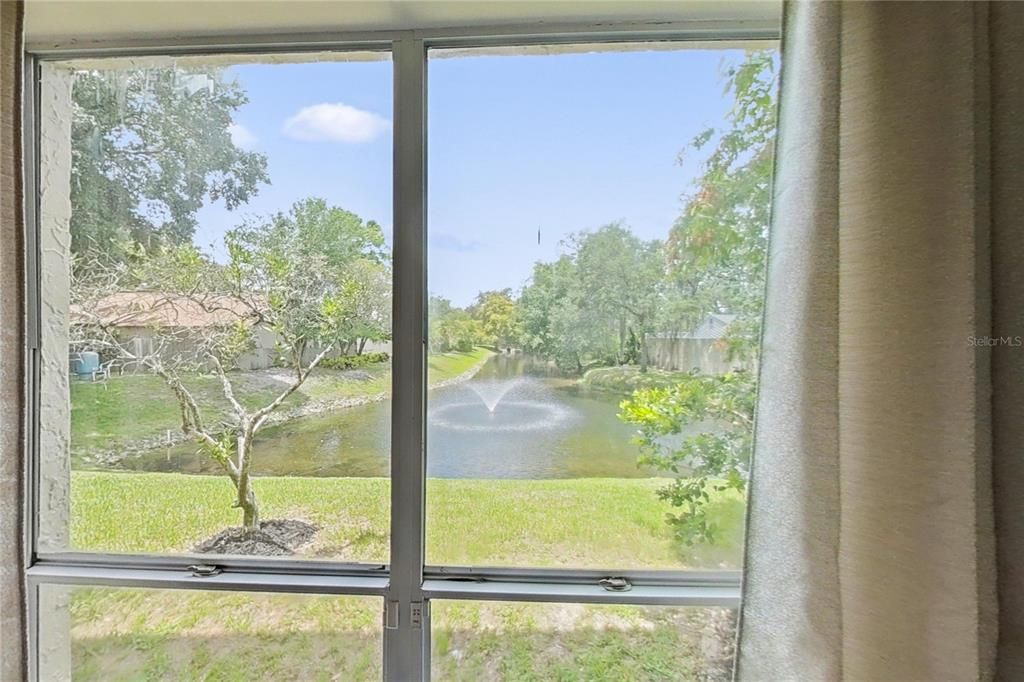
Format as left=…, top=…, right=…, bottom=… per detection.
left=71, top=292, right=259, bottom=329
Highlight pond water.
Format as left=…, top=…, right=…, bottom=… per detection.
left=113, top=355, right=681, bottom=479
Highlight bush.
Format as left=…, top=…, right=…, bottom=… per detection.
left=618, top=369, right=755, bottom=546
left=319, top=352, right=389, bottom=370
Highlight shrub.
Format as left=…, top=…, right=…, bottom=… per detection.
left=319, top=352, right=389, bottom=370
left=619, top=369, right=754, bottom=546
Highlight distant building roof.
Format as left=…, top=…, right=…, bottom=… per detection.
left=71, top=291, right=258, bottom=328
left=650, top=313, right=737, bottom=340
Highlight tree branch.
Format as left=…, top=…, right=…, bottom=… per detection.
left=209, top=354, right=247, bottom=420
left=251, top=344, right=332, bottom=432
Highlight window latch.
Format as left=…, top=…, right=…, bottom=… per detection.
left=187, top=564, right=223, bottom=578
left=598, top=577, right=632, bottom=592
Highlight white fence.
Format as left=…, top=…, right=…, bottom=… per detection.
left=644, top=336, right=753, bottom=375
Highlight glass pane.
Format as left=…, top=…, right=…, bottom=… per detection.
left=426, top=44, right=777, bottom=569
left=431, top=600, right=737, bottom=681
left=38, top=585, right=381, bottom=681
left=38, top=52, right=393, bottom=562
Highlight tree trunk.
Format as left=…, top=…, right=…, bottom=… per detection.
left=357, top=337, right=367, bottom=355
left=239, top=483, right=260, bottom=530
left=618, top=315, right=627, bottom=363
left=639, top=322, right=649, bottom=374
left=235, top=434, right=261, bottom=531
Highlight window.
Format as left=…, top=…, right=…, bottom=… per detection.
left=425, top=44, right=771, bottom=570
left=38, top=52, right=393, bottom=563
left=26, top=26, right=777, bottom=682
left=38, top=586, right=381, bottom=680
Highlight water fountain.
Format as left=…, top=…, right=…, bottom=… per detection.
left=467, top=378, right=523, bottom=413
left=430, top=377, right=575, bottom=433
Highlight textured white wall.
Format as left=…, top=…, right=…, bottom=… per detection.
left=36, top=62, right=74, bottom=681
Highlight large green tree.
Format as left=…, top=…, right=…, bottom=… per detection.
left=471, top=289, right=520, bottom=350
left=517, top=224, right=664, bottom=371
left=518, top=256, right=576, bottom=361
left=573, top=223, right=664, bottom=371
left=70, top=67, right=269, bottom=258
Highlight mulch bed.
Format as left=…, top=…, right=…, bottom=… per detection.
left=193, top=518, right=319, bottom=556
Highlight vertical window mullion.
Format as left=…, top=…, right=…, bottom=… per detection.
left=385, top=35, right=429, bottom=682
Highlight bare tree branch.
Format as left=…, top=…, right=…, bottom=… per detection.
left=252, top=343, right=333, bottom=432
left=209, top=354, right=247, bottom=420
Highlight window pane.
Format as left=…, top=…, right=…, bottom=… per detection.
left=38, top=52, right=393, bottom=562
left=426, top=44, right=777, bottom=569
left=431, top=600, right=736, bottom=681
left=38, top=585, right=381, bottom=681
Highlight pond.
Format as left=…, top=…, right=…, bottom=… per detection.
left=112, top=355, right=685, bottom=479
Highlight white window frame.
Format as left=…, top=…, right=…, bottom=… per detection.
left=22, top=19, right=779, bottom=681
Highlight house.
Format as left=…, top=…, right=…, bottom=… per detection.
left=73, top=291, right=393, bottom=372
left=645, top=312, right=752, bottom=374
left=70, top=291, right=280, bottom=371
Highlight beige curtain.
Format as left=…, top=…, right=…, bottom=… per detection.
left=0, top=0, right=25, bottom=680
left=736, top=2, right=1023, bottom=680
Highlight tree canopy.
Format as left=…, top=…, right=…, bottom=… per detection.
left=70, top=67, right=269, bottom=258
left=620, top=50, right=778, bottom=546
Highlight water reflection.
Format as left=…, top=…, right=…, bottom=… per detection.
left=103, top=355, right=670, bottom=479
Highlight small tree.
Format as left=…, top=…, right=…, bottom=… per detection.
left=620, top=370, right=754, bottom=545
left=72, top=205, right=377, bottom=531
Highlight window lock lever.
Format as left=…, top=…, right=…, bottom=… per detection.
left=187, top=564, right=223, bottom=578
left=598, top=577, right=632, bottom=592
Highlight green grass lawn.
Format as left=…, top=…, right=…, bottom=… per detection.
left=65, top=588, right=732, bottom=681
left=71, top=472, right=744, bottom=568
left=67, top=471, right=743, bottom=681
left=71, top=348, right=493, bottom=454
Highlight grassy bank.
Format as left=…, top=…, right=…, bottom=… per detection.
left=578, top=366, right=691, bottom=396
left=67, top=471, right=742, bottom=680
left=71, top=348, right=493, bottom=454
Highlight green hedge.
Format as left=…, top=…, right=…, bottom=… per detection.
left=319, top=352, right=389, bottom=370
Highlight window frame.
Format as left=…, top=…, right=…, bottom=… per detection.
left=22, top=19, right=778, bottom=681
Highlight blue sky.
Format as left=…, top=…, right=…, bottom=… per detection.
left=195, top=47, right=748, bottom=307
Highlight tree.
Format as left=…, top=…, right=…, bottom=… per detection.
left=70, top=67, right=269, bottom=258
left=572, top=223, right=664, bottom=371
left=520, top=254, right=577, bottom=358
left=471, top=289, right=520, bottom=350
left=429, top=295, right=491, bottom=353
left=619, top=51, right=778, bottom=546
left=347, top=259, right=392, bottom=355
left=72, top=202, right=384, bottom=531
left=517, top=225, right=664, bottom=372
left=666, top=51, right=777, bottom=357
left=620, top=371, right=755, bottom=545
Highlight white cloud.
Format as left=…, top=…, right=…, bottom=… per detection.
left=228, top=122, right=257, bottom=149
left=283, top=103, right=390, bottom=143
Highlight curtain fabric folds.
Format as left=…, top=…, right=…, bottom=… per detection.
left=737, top=2, right=1023, bottom=680
left=0, top=0, right=25, bottom=680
